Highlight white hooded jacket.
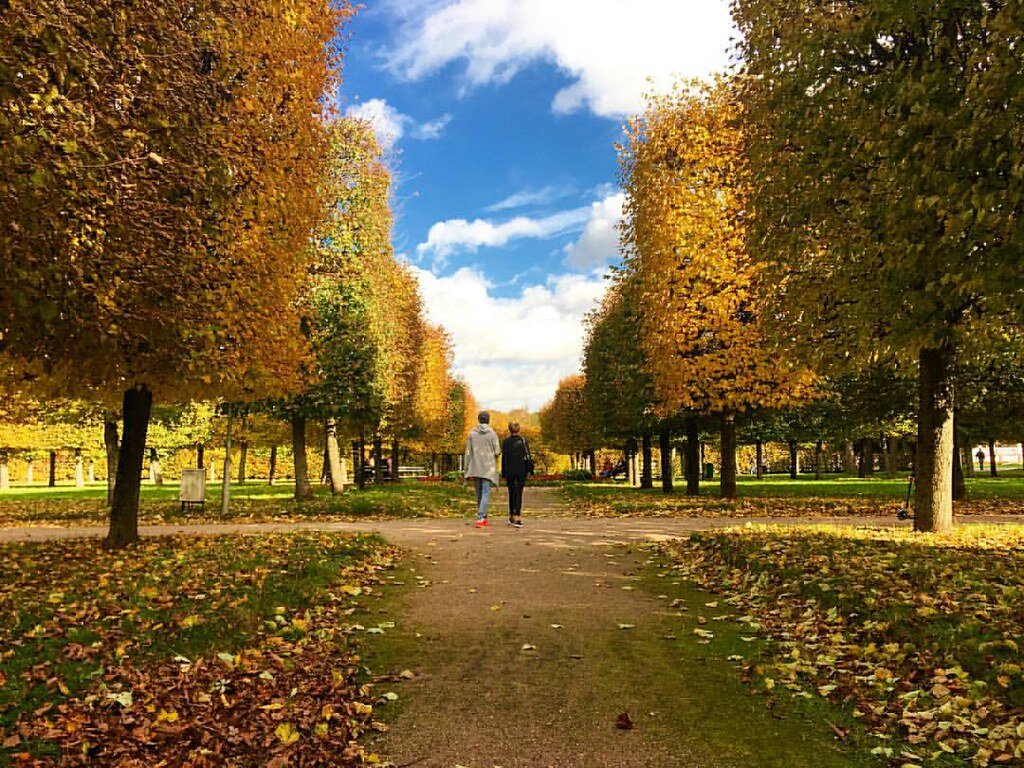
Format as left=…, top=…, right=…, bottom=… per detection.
left=464, top=423, right=501, bottom=485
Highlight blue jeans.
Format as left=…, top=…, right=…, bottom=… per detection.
left=474, top=478, right=493, bottom=520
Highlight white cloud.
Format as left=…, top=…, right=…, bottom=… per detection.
left=485, top=185, right=572, bottom=212
left=416, top=206, right=591, bottom=261
left=345, top=98, right=451, bottom=148
left=563, top=192, right=624, bottom=270
left=384, top=0, right=735, bottom=118
left=413, top=266, right=608, bottom=409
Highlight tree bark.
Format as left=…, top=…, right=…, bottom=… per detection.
left=373, top=435, right=384, bottom=484
left=0, top=451, right=9, bottom=491
left=48, top=450, right=56, bottom=487
left=988, top=437, right=998, bottom=477
left=358, top=436, right=368, bottom=490
left=640, top=432, right=653, bottom=489
left=197, top=443, right=205, bottom=469
left=685, top=417, right=700, bottom=496
left=237, top=441, right=248, bottom=485
left=755, top=439, right=764, bottom=480
left=392, top=437, right=400, bottom=482
left=291, top=414, right=313, bottom=502
left=962, top=445, right=974, bottom=477
left=88, top=459, right=95, bottom=484
left=864, top=439, right=875, bottom=476
left=814, top=440, right=824, bottom=480
left=788, top=440, right=800, bottom=479
left=74, top=448, right=85, bottom=487
left=268, top=445, right=278, bottom=485
left=857, top=439, right=867, bottom=478
left=220, top=414, right=232, bottom=516
left=325, top=418, right=345, bottom=494
left=659, top=423, right=673, bottom=493
left=106, top=385, right=152, bottom=548
left=720, top=411, right=737, bottom=499
left=149, top=447, right=162, bottom=485
left=915, top=345, right=955, bottom=533
left=25, top=460, right=33, bottom=485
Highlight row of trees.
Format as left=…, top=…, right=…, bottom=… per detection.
left=0, top=2, right=477, bottom=546
left=545, top=0, right=1024, bottom=531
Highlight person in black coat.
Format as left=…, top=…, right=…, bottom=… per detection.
left=501, top=422, right=531, bottom=528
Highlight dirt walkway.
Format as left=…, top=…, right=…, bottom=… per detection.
left=358, top=489, right=877, bottom=767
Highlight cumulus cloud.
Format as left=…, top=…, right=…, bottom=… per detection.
left=384, top=0, right=735, bottom=118
left=416, top=206, right=591, bottom=262
left=563, top=192, right=624, bottom=270
left=345, top=98, right=451, bottom=148
left=413, top=267, right=608, bottom=409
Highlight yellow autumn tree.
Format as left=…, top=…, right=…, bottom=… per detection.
left=620, top=79, right=812, bottom=498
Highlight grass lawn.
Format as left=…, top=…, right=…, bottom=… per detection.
left=0, top=532, right=398, bottom=766
left=561, top=473, right=1024, bottom=518
left=655, top=525, right=1024, bottom=766
left=0, top=480, right=476, bottom=528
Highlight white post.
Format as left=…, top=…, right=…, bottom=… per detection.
left=25, top=460, right=33, bottom=485
left=0, top=454, right=9, bottom=491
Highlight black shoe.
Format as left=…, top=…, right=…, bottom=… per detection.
left=512, top=518, right=523, bottom=528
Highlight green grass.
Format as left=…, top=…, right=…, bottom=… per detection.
left=658, top=525, right=1024, bottom=765
left=0, top=480, right=476, bottom=527
left=0, top=532, right=388, bottom=764
left=560, top=472, right=1024, bottom=519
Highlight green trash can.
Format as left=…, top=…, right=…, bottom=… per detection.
left=703, top=462, right=714, bottom=480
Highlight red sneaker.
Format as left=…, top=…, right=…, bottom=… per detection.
left=474, top=518, right=488, bottom=528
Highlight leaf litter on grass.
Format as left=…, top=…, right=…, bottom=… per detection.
left=656, top=524, right=1024, bottom=766
left=0, top=532, right=401, bottom=766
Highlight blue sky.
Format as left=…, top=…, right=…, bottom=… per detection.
left=336, top=0, right=734, bottom=410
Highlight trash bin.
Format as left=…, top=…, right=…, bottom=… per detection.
left=703, top=463, right=714, bottom=480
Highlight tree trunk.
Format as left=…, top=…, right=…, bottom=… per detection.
left=864, top=439, right=875, bottom=476
left=106, top=385, right=152, bottom=548
left=915, top=345, right=955, bottom=533
left=953, top=428, right=966, bottom=502
left=25, top=460, right=33, bottom=485
left=788, top=440, right=799, bottom=479
left=220, top=415, right=232, bottom=516
left=373, top=435, right=384, bottom=484
left=962, top=445, right=974, bottom=477
left=325, top=418, right=345, bottom=495
left=0, top=452, right=9, bottom=491
left=720, top=411, right=737, bottom=499
left=48, top=450, right=56, bottom=487
left=685, top=417, right=700, bottom=496
left=74, top=448, right=85, bottom=487
left=268, top=445, right=278, bottom=485
left=857, top=440, right=867, bottom=478
left=88, top=459, right=95, bottom=484
left=842, top=441, right=857, bottom=474
left=359, top=436, right=368, bottom=490
left=814, top=440, right=824, bottom=480
left=885, top=436, right=898, bottom=479
left=659, top=424, right=673, bottom=493
left=588, top=450, right=597, bottom=475
left=431, top=452, right=438, bottom=476
left=291, top=414, right=313, bottom=502
left=197, top=443, right=205, bottom=469
left=237, top=441, right=248, bottom=485
left=353, top=440, right=366, bottom=491
left=755, top=439, right=764, bottom=480
left=640, top=432, right=653, bottom=489
left=988, top=438, right=998, bottom=477
left=149, top=447, right=163, bottom=485
left=208, top=456, right=216, bottom=482
left=392, top=437, right=400, bottom=482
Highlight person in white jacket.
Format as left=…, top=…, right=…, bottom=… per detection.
left=464, top=411, right=501, bottom=527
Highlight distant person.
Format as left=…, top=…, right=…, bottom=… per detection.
left=601, top=458, right=613, bottom=477
left=465, top=411, right=501, bottom=528
left=501, top=422, right=532, bottom=528
left=976, top=448, right=986, bottom=472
